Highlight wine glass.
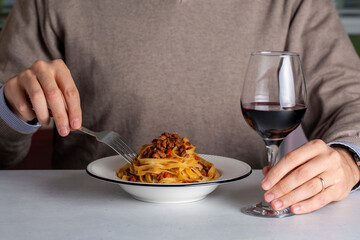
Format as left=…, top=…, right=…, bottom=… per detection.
left=240, top=51, right=307, bottom=218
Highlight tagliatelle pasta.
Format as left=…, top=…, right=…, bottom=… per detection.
left=116, top=132, right=220, bottom=183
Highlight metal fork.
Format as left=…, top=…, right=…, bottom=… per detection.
left=79, top=127, right=137, bottom=164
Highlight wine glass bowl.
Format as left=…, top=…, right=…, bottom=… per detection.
left=241, top=102, right=306, bottom=145
left=240, top=51, right=307, bottom=218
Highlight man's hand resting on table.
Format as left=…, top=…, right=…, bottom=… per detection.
left=261, top=139, right=360, bottom=214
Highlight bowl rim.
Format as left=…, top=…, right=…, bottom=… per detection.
left=86, top=154, right=252, bottom=187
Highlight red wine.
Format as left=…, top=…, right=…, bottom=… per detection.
left=241, top=102, right=306, bottom=140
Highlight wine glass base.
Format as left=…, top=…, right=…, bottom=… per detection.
left=241, top=201, right=294, bottom=218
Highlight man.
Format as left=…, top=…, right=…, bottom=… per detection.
left=0, top=0, right=359, bottom=214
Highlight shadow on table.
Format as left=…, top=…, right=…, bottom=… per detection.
left=43, top=170, right=266, bottom=210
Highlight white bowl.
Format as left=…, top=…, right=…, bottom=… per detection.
left=86, top=154, right=252, bottom=203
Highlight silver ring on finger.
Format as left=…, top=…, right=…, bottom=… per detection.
left=316, top=176, right=326, bottom=193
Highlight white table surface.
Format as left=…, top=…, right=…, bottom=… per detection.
left=0, top=169, right=359, bottom=240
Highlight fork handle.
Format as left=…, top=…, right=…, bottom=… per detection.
left=79, top=126, right=96, bottom=137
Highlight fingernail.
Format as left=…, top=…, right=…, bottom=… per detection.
left=262, top=179, right=271, bottom=190
left=60, top=126, right=69, bottom=136
left=273, top=200, right=283, bottom=209
left=265, top=192, right=274, bottom=202
left=292, top=205, right=301, bottom=213
left=72, top=118, right=81, bottom=129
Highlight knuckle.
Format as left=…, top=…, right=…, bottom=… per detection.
left=276, top=181, right=290, bottom=194
left=295, top=166, right=309, bottom=180
left=52, top=115, right=68, bottom=126
left=64, top=87, right=79, bottom=99
left=28, top=88, right=44, bottom=101
left=18, top=69, right=33, bottom=80
left=46, top=88, right=61, bottom=101
left=301, top=202, right=313, bottom=213
left=51, top=59, right=68, bottom=71
left=51, top=108, right=66, bottom=119
left=311, top=139, right=325, bottom=146
left=317, top=195, right=328, bottom=207
left=31, top=60, right=48, bottom=72
left=284, top=192, right=297, bottom=206
left=329, top=150, right=341, bottom=162
left=309, top=178, right=321, bottom=193
left=310, top=139, right=327, bottom=151
left=52, top=59, right=65, bottom=66
left=283, top=152, right=297, bottom=165
left=15, top=101, right=29, bottom=113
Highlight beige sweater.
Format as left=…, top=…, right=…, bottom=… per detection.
left=1, top=0, right=360, bottom=169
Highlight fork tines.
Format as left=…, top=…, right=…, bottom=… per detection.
left=106, top=132, right=137, bottom=163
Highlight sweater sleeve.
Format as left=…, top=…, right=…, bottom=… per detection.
left=286, top=0, right=360, bottom=148
left=0, top=0, right=62, bottom=168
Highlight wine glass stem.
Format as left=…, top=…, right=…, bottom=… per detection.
left=266, top=143, right=280, bottom=167
left=241, top=141, right=294, bottom=218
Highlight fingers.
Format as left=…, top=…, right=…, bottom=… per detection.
left=19, top=69, right=50, bottom=125
left=261, top=139, right=328, bottom=190
left=263, top=154, right=328, bottom=203
left=3, top=59, right=81, bottom=136
left=267, top=172, right=333, bottom=211
left=262, top=166, right=270, bottom=176
left=52, top=60, right=82, bottom=130
left=262, top=141, right=358, bottom=215
left=32, top=60, right=70, bottom=135
left=34, top=59, right=82, bottom=134
left=291, top=185, right=337, bottom=214
left=4, top=76, right=37, bottom=122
